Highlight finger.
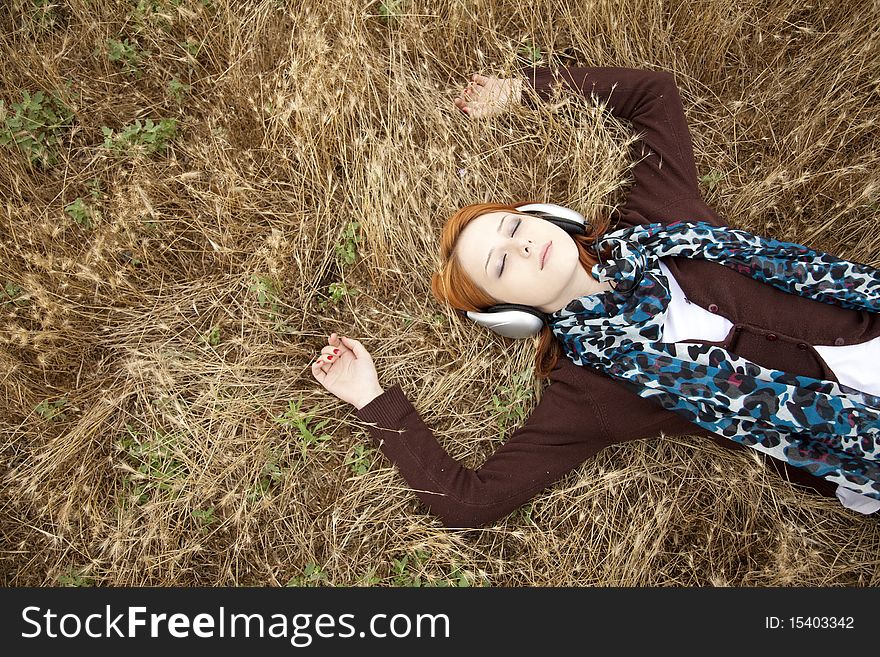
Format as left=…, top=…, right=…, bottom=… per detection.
left=472, top=73, right=489, bottom=85
left=339, top=335, right=364, bottom=357
left=311, top=359, right=326, bottom=383
left=328, top=332, right=353, bottom=354
left=321, top=345, right=344, bottom=357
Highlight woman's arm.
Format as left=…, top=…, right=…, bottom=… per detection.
left=517, top=65, right=707, bottom=220
left=354, top=358, right=703, bottom=529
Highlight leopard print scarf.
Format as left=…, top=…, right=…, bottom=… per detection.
left=547, top=220, right=880, bottom=501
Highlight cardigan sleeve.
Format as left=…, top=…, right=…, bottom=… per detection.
left=353, top=358, right=706, bottom=529
left=517, top=65, right=703, bottom=217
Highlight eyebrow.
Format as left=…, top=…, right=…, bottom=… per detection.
left=484, top=214, right=509, bottom=275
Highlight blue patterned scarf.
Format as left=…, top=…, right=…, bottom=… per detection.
left=547, top=220, right=880, bottom=501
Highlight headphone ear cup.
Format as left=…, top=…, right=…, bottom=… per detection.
left=464, top=304, right=547, bottom=339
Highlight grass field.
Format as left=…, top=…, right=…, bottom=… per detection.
left=2, top=0, right=879, bottom=586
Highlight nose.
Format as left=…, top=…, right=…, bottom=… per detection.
left=510, top=236, right=533, bottom=258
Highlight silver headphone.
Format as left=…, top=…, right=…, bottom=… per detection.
left=462, top=202, right=590, bottom=339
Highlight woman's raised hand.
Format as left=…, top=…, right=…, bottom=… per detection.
left=454, top=73, right=523, bottom=120
left=311, top=333, right=385, bottom=410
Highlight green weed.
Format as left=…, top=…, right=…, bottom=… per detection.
left=248, top=274, right=294, bottom=333
left=286, top=562, right=330, bottom=587
left=378, top=0, right=406, bottom=23
left=274, top=399, right=332, bottom=458
left=132, top=0, right=178, bottom=32
left=35, top=397, right=68, bottom=421
left=400, top=312, right=446, bottom=328
left=2, top=282, right=29, bottom=307
left=0, top=88, right=74, bottom=168
left=191, top=507, right=217, bottom=530
left=390, top=550, right=482, bottom=587
left=491, top=366, right=534, bottom=438
left=181, top=37, right=201, bottom=59
left=249, top=274, right=280, bottom=312
left=105, top=37, right=142, bottom=75
left=117, top=422, right=189, bottom=505
left=57, top=566, right=95, bottom=587
left=199, top=324, right=221, bottom=347
left=700, top=169, right=724, bottom=191
left=65, top=197, right=98, bottom=229
left=344, top=444, right=375, bottom=476
left=248, top=453, right=285, bottom=502
left=318, top=281, right=358, bottom=309
left=101, top=118, right=177, bottom=156
left=168, top=77, right=191, bottom=102
left=334, top=221, right=361, bottom=266
left=17, top=0, right=60, bottom=34
left=519, top=37, right=543, bottom=64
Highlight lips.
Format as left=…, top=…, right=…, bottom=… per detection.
left=540, top=241, right=552, bottom=270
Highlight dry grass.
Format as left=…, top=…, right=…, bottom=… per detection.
left=1, top=0, right=879, bottom=587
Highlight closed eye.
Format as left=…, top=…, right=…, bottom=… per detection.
left=499, top=217, right=521, bottom=276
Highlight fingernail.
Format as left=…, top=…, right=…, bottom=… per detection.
left=333, top=349, right=339, bottom=354
left=327, top=355, right=333, bottom=360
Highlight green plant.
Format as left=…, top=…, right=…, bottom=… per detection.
left=168, top=77, right=191, bottom=102
left=105, top=37, right=141, bottom=74
left=191, top=507, right=217, bottom=530
left=286, top=562, right=330, bottom=587
left=390, top=550, right=429, bottom=586
left=247, top=274, right=295, bottom=333
left=132, top=0, right=178, bottom=32
left=356, top=568, right=382, bottom=586
left=35, top=397, right=67, bottom=421
left=18, top=0, right=59, bottom=33
left=248, top=274, right=280, bottom=312
left=318, top=281, right=358, bottom=309
left=0, top=88, right=74, bottom=168
left=248, top=453, right=284, bottom=501
left=88, top=177, right=103, bottom=200
left=57, top=566, right=95, bottom=587
left=2, top=282, right=29, bottom=307
left=117, top=422, right=189, bottom=505
left=389, top=550, right=481, bottom=587
left=65, top=197, right=97, bottom=229
left=181, top=37, right=201, bottom=58
left=274, top=399, right=332, bottom=457
left=519, top=37, right=543, bottom=64
left=101, top=118, right=177, bottom=156
left=200, top=324, right=221, bottom=346
left=700, top=169, right=724, bottom=191
left=491, top=366, right=534, bottom=438
left=344, top=444, right=375, bottom=475
left=334, top=221, right=361, bottom=266
left=378, top=0, right=406, bottom=23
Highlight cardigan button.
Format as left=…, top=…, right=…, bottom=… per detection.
left=797, top=342, right=808, bottom=350
left=734, top=326, right=743, bottom=333
left=707, top=303, right=719, bottom=313
left=834, top=337, right=845, bottom=346
left=766, top=333, right=778, bottom=341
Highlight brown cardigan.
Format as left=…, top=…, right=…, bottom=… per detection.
left=354, top=65, right=880, bottom=528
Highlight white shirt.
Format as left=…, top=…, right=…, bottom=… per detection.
left=658, top=261, right=880, bottom=515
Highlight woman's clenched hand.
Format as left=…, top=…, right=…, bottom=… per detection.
left=311, top=333, right=384, bottom=410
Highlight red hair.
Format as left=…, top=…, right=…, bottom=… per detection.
left=431, top=201, right=611, bottom=379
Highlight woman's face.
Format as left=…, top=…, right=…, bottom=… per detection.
left=454, top=210, right=582, bottom=313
